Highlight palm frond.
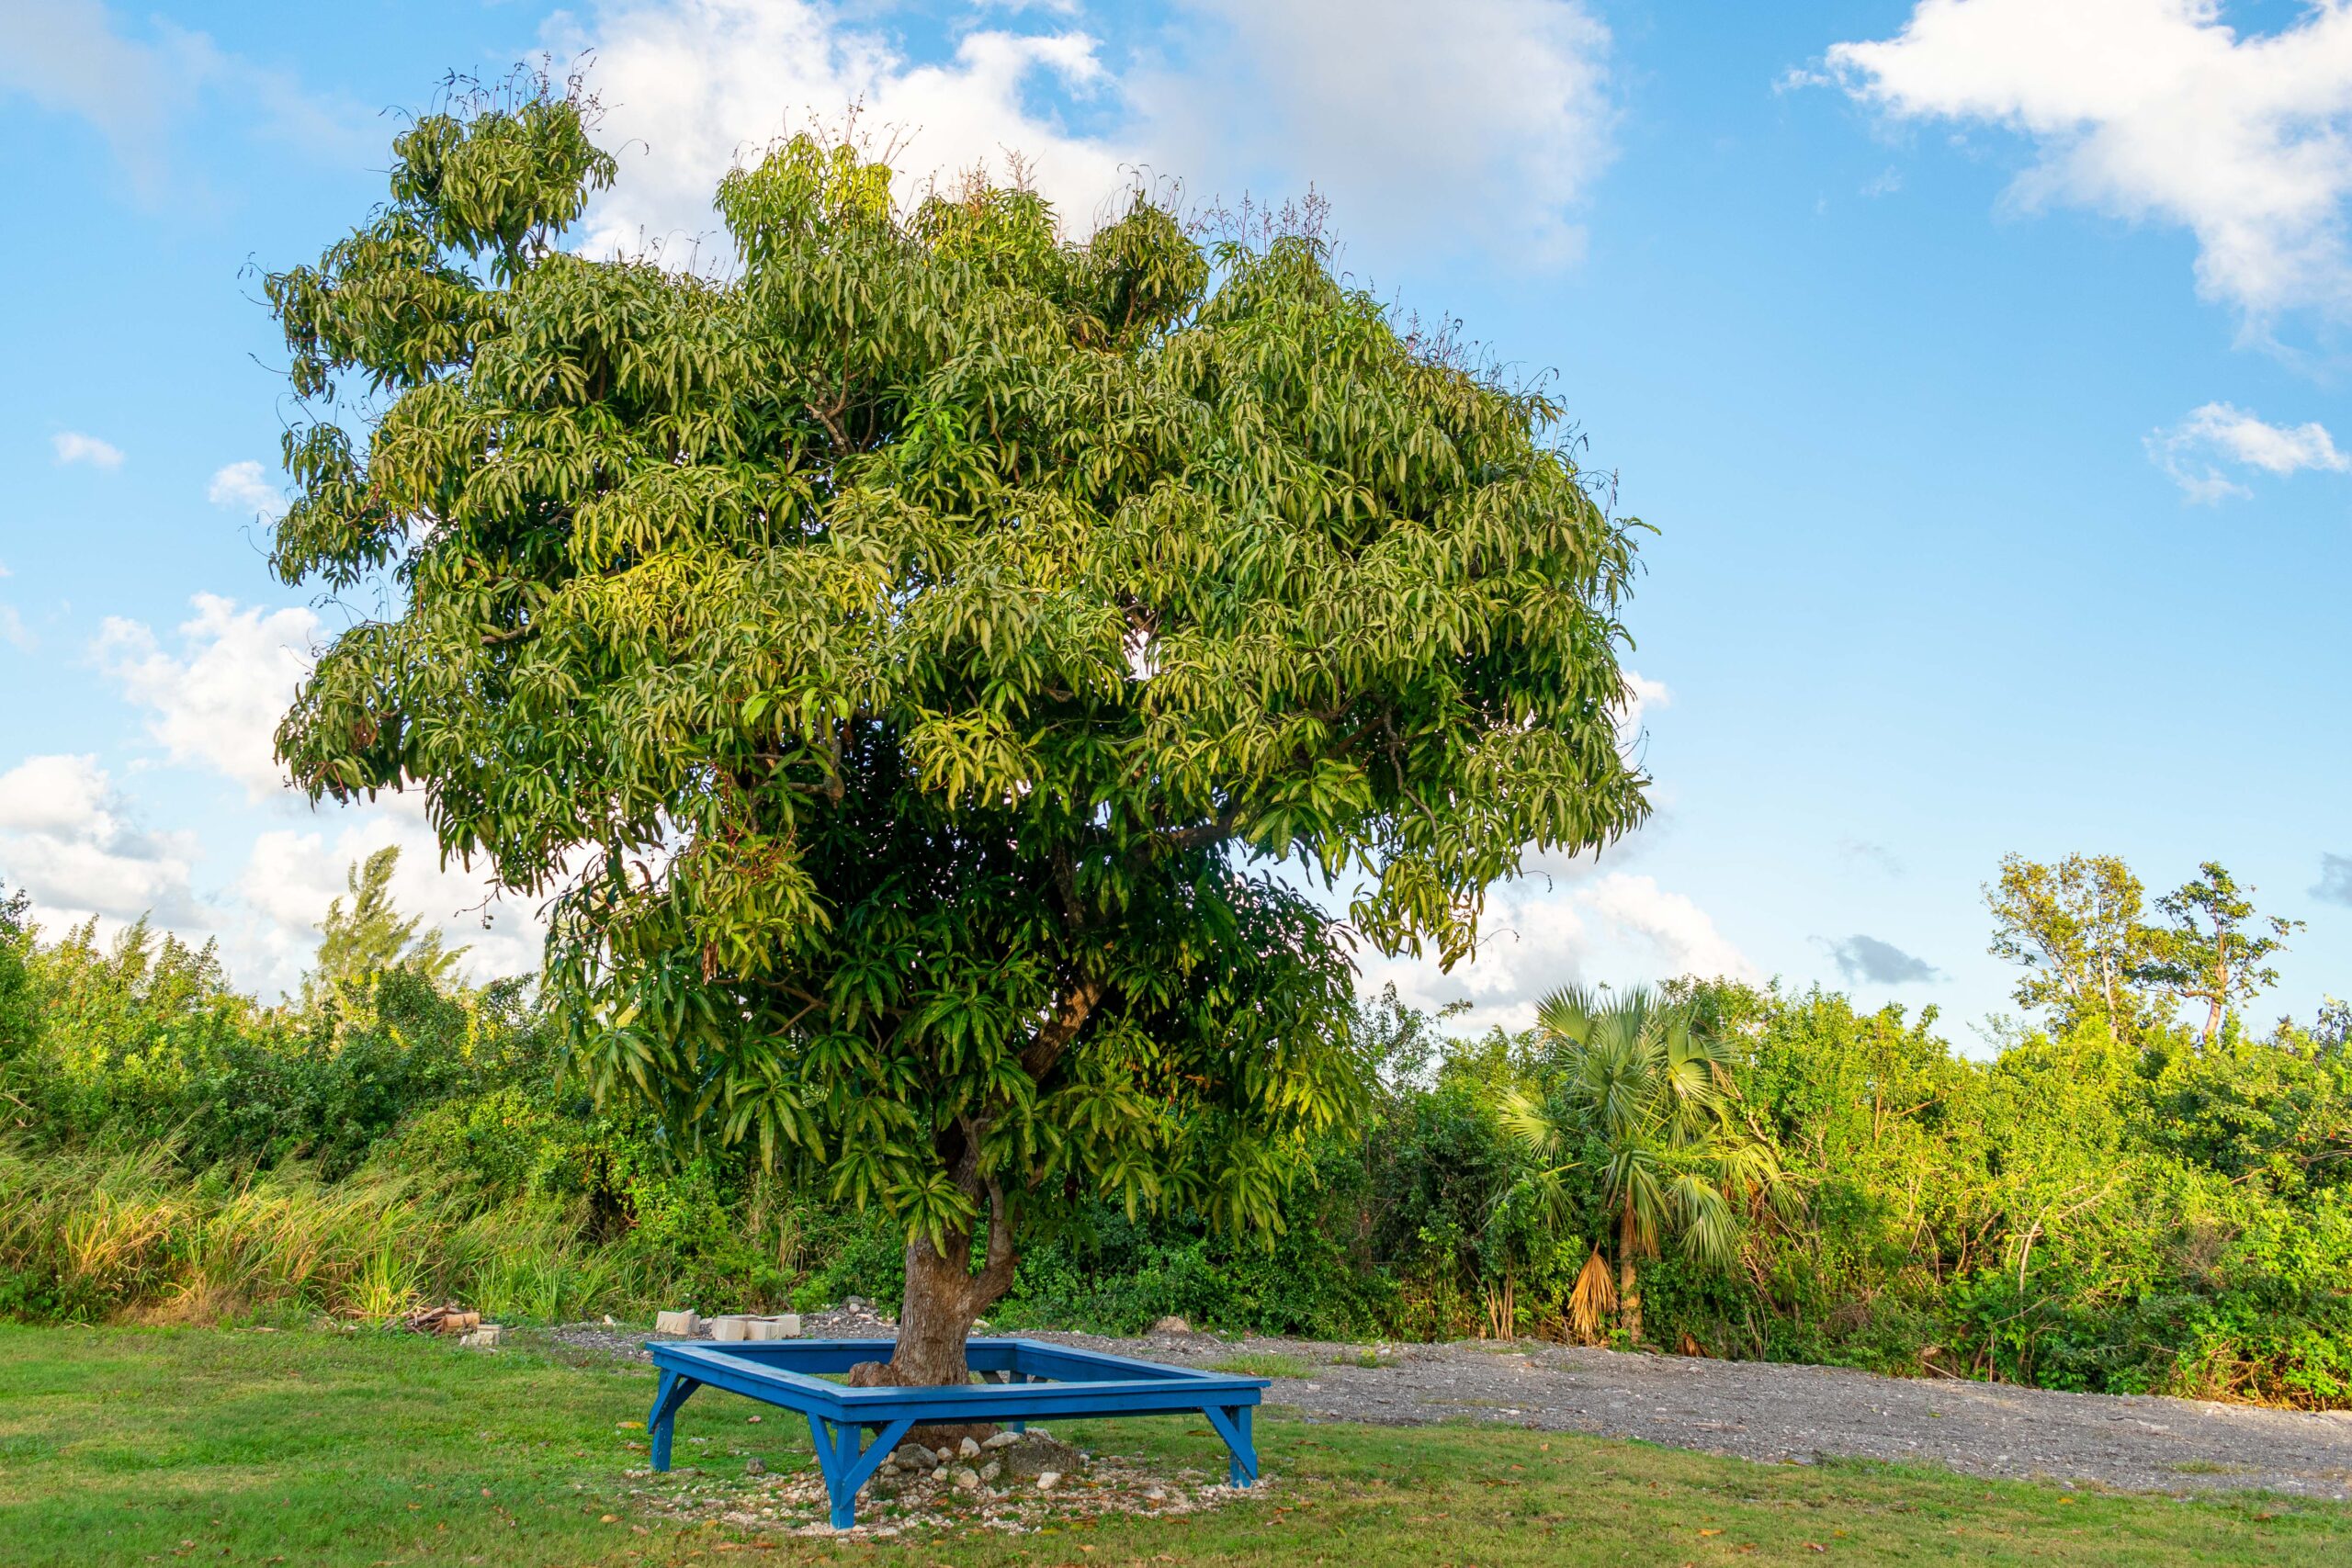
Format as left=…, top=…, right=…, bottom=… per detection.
left=1568, top=1245, right=1617, bottom=1341
left=1494, top=1087, right=1562, bottom=1159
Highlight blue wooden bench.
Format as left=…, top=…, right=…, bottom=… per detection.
left=644, top=1337, right=1271, bottom=1529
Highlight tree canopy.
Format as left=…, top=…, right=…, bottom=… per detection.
left=261, top=80, right=1651, bottom=1372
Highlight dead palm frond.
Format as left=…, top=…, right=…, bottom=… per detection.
left=1568, top=1245, right=1617, bottom=1341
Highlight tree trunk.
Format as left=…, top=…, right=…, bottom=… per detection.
left=858, top=1176, right=1017, bottom=1392
left=1619, top=1209, right=1643, bottom=1344
left=888, top=1226, right=990, bottom=1387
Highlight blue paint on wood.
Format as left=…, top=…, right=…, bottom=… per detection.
left=640, top=1337, right=1269, bottom=1529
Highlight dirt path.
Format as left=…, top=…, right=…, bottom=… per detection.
left=552, top=1310, right=2352, bottom=1502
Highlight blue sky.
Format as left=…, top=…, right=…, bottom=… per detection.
left=2, top=0, right=2347, bottom=1039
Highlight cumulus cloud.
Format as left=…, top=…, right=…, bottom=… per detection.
left=0, top=753, right=203, bottom=929
left=2147, top=401, right=2349, bottom=502
left=95, top=593, right=319, bottom=800
left=1822, top=932, right=1940, bottom=985
left=232, top=797, right=546, bottom=999
left=86, top=594, right=548, bottom=995
left=2314, top=852, right=2352, bottom=907
left=1360, top=867, right=1756, bottom=1032
left=552, top=0, right=1133, bottom=260
left=207, top=460, right=287, bottom=523
left=51, top=430, right=123, bottom=468
left=1821, top=0, right=2352, bottom=327
left=558, top=0, right=1615, bottom=268
left=1133, top=0, right=1617, bottom=266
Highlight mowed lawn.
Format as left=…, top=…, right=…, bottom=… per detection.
left=1, top=1325, right=2345, bottom=1567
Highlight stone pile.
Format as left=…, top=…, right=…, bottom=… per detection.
left=631, top=1424, right=1260, bottom=1540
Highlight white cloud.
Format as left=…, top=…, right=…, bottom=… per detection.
left=1613, top=668, right=1668, bottom=755
left=231, top=798, right=546, bottom=999
left=51, top=430, right=123, bottom=468
left=1823, top=0, right=2352, bottom=326
left=207, top=460, right=287, bottom=523
left=553, top=0, right=1134, bottom=260
left=1577, top=872, right=1758, bottom=986
left=85, top=594, right=548, bottom=995
left=0, top=753, right=203, bottom=929
left=1138, top=0, right=1617, bottom=267
left=96, top=593, right=319, bottom=800
left=558, top=0, right=1615, bottom=268
left=0, top=0, right=185, bottom=186
left=1360, top=866, right=1756, bottom=1033
left=0, top=606, right=31, bottom=652
left=0, top=0, right=369, bottom=194
left=2147, top=400, right=2348, bottom=502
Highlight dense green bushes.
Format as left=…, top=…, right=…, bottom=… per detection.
left=3, top=865, right=2348, bottom=1409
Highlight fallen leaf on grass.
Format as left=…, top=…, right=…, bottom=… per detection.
left=1699, top=1529, right=1722, bottom=1537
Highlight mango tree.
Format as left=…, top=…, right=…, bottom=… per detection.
left=262, top=81, right=1652, bottom=1383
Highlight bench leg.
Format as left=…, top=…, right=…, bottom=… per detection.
left=646, top=1371, right=701, bottom=1472
left=1007, top=1371, right=1026, bottom=1433
left=1200, top=1403, right=1258, bottom=1489
left=804, top=1413, right=916, bottom=1530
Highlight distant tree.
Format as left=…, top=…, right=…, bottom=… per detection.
left=305, top=847, right=465, bottom=1005
left=260, top=80, right=1652, bottom=1384
left=2137, top=862, right=2303, bottom=1047
left=1499, top=986, right=1786, bottom=1344
left=0, top=883, right=36, bottom=1065
left=1984, top=852, right=2168, bottom=1040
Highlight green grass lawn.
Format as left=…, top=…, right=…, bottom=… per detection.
left=1, top=1325, right=2345, bottom=1567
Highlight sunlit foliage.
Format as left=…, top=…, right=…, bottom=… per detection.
left=255, top=78, right=1652, bottom=1352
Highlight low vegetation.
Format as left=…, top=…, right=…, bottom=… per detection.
left=3, top=846, right=2348, bottom=1411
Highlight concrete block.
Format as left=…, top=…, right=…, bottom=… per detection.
left=708, top=1314, right=755, bottom=1342
left=458, top=1325, right=506, bottom=1349
left=654, top=1310, right=702, bottom=1337
left=746, top=1314, right=802, bottom=1341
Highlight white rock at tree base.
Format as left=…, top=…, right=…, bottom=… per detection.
left=979, top=1461, right=1001, bottom=1483
left=951, top=1467, right=979, bottom=1491
left=1035, top=1472, right=1061, bottom=1492
left=982, top=1430, right=1019, bottom=1450
left=957, top=1437, right=981, bottom=1459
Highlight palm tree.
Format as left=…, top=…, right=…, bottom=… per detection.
left=1498, top=985, right=1788, bottom=1344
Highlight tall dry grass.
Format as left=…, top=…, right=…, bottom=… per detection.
left=0, top=1142, right=650, bottom=1325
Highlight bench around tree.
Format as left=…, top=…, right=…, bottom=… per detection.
left=644, top=1337, right=1270, bottom=1529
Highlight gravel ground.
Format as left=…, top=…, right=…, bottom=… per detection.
left=549, top=1306, right=2352, bottom=1502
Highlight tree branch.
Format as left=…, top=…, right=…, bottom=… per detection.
left=1161, top=808, right=1240, bottom=852
left=1021, top=976, right=1105, bottom=1084
left=969, top=1176, right=1018, bottom=1307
